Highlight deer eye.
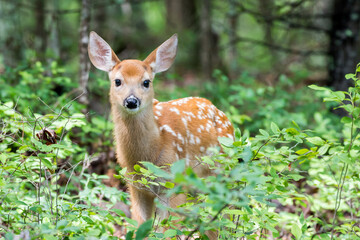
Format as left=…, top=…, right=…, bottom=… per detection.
left=115, top=79, right=121, bottom=87
left=143, top=79, right=151, bottom=88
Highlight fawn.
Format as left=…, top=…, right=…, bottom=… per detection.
left=88, top=32, right=234, bottom=226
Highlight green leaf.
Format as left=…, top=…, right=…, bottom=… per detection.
left=235, top=128, right=241, bottom=139
left=345, top=73, right=356, bottom=80
left=163, top=229, right=177, bottom=238
left=332, top=91, right=345, bottom=101
left=241, top=145, right=253, bottom=162
left=341, top=116, right=352, bottom=124
left=287, top=174, right=304, bottom=181
left=126, top=231, right=134, bottom=240
left=291, top=223, right=302, bottom=240
left=171, top=160, right=185, bottom=175
left=291, top=120, right=300, bottom=130
left=308, top=85, right=329, bottom=91
left=296, top=148, right=309, bottom=155
left=164, top=182, right=175, bottom=189
left=135, top=219, right=153, bottom=240
left=142, top=162, right=170, bottom=179
left=259, top=129, right=269, bottom=137
left=134, top=164, right=141, bottom=172
left=218, top=136, right=233, bottom=147
left=286, top=128, right=299, bottom=136
left=31, top=138, right=52, bottom=152
left=270, top=122, right=280, bottom=134
left=39, top=156, right=54, bottom=170
left=82, top=216, right=94, bottom=224
left=318, top=144, right=330, bottom=155
left=306, top=137, right=325, bottom=146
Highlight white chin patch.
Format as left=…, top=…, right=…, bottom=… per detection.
left=126, top=107, right=140, bottom=114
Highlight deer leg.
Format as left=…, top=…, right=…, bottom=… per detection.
left=129, top=185, right=155, bottom=225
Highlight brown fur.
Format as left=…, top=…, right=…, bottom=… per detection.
left=88, top=32, right=234, bottom=236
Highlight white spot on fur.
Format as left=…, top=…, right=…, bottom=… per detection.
left=196, top=137, right=201, bottom=144
left=181, top=118, right=187, bottom=127
left=160, top=125, right=176, bottom=137
left=200, top=146, right=205, bottom=152
left=170, top=107, right=180, bottom=115
left=155, top=111, right=162, bottom=116
left=176, top=144, right=183, bottom=152
left=177, top=133, right=185, bottom=144
left=185, top=153, right=190, bottom=165
left=227, top=133, right=234, bottom=140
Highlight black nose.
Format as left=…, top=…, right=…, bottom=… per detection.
left=124, top=96, right=140, bottom=109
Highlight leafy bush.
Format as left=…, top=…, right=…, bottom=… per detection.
left=1, top=61, right=360, bottom=239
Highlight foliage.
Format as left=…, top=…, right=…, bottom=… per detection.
left=2, top=60, right=360, bottom=239
left=0, top=62, right=126, bottom=239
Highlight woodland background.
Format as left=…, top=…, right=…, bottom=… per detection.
left=1, top=0, right=360, bottom=239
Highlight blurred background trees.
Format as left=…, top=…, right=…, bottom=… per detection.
left=0, top=0, right=360, bottom=97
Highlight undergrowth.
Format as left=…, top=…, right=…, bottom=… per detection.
left=1, top=61, right=360, bottom=239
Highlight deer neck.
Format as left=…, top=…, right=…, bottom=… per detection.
left=112, top=104, right=161, bottom=168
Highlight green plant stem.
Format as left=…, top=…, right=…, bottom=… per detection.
left=185, top=203, right=229, bottom=240
left=331, top=93, right=356, bottom=239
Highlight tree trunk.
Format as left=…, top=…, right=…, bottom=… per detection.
left=34, top=0, right=47, bottom=59
left=165, top=0, right=197, bottom=30
left=228, top=0, right=239, bottom=80
left=200, top=0, right=218, bottom=80
left=328, top=0, right=360, bottom=91
left=49, top=0, right=60, bottom=60
left=78, top=0, right=91, bottom=106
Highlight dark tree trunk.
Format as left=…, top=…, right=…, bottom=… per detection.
left=78, top=0, right=91, bottom=106
left=328, top=0, right=360, bottom=91
left=165, top=0, right=197, bottom=30
left=200, top=0, right=219, bottom=80
left=34, top=0, right=47, bottom=59
left=228, top=0, right=239, bottom=80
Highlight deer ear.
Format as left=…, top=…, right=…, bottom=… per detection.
left=144, top=34, right=178, bottom=74
left=88, top=31, right=120, bottom=72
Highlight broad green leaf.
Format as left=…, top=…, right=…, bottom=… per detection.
left=286, top=128, right=299, bottom=136
left=270, top=122, right=280, bottom=134
left=318, top=144, right=330, bottom=155
left=125, top=231, right=134, bottom=240
left=241, top=145, right=253, bottom=162
left=332, top=91, right=345, bottom=101
left=345, top=73, right=356, bottom=80
left=142, top=162, right=170, bottom=179
left=39, top=155, right=54, bottom=170
left=341, top=116, right=352, bottom=124
left=218, top=136, right=233, bottom=147
left=259, top=129, right=269, bottom=137
left=164, top=182, right=175, bottom=189
left=163, top=229, right=177, bottom=238
left=291, top=223, right=302, bottom=239
left=306, top=137, right=325, bottom=146
left=171, top=159, right=185, bottom=175
left=296, top=148, right=309, bottom=155
left=135, top=219, right=153, bottom=240
left=82, top=216, right=94, bottom=224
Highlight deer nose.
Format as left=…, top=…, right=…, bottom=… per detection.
left=124, top=95, right=140, bottom=110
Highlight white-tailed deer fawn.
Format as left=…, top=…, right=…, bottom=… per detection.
left=88, top=32, right=234, bottom=227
